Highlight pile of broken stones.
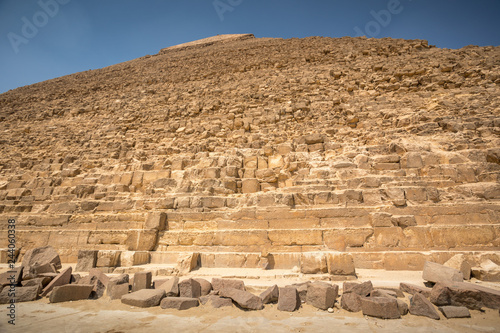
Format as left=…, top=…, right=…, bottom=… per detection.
left=1, top=246, right=499, bottom=320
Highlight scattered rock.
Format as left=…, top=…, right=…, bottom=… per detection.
left=157, top=277, right=179, bottom=297
left=211, top=278, right=245, bottom=293
left=259, top=284, right=279, bottom=304
left=409, top=292, right=441, bottom=320
left=430, top=281, right=500, bottom=310
left=422, top=261, right=463, bottom=284
left=21, top=246, right=61, bottom=280
left=341, top=292, right=362, bottom=312
left=361, top=297, right=401, bottom=319
left=219, top=287, right=263, bottom=310
left=200, top=295, right=233, bottom=308
left=121, top=289, right=165, bottom=308
left=132, top=271, right=152, bottom=292
left=399, top=282, right=432, bottom=298
left=179, top=278, right=201, bottom=298
left=343, top=281, right=373, bottom=296
left=40, top=267, right=72, bottom=297
left=49, top=284, right=93, bottom=303
left=277, top=287, right=301, bottom=312
left=438, top=306, right=471, bottom=318
left=306, top=282, right=338, bottom=310
left=443, top=254, right=472, bottom=280
left=471, top=259, right=500, bottom=282
left=161, top=297, right=199, bottom=310
left=0, top=285, right=39, bottom=304
left=194, top=278, right=212, bottom=296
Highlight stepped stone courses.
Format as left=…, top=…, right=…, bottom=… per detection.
left=0, top=34, right=499, bottom=274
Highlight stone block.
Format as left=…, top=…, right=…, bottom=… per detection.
left=109, top=283, right=129, bottom=300
left=327, top=253, right=356, bottom=276
left=399, top=283, right=431, bottom=298
left=278, top=287, right=301, bottom=312
left=41, top=267, right=72, bottom=297
left=341, top=292, right=362, bottom=312
left=471, top=259, right=500, bottom=282
left=0, top=286, right=39, bottom=304
left=409, top=292, right=440, bottom=320
left=75, top=250, right=97, bottom=272
left=96, top=250, right=120, bottom=268
left=156, top=277, right=179, bottom=297
left=242, top=179, right=260, bottom=193
left=422, top=261, right=463, bottom=284
left=121, top=289, right=165, bottom=308
left=176, top=253, right=200, bottom=275
left=120, top=251, right=150, bottom=267
left=260, top=285, right=279, bottom=304
left=22, top=246, right=61, bottom=280
left=49, top=284, right=93, bottom=303
left=132, top=271, right=152, bottom=292
left=361, top=297, right=400, bottom=319
left=200, top=295, right=233, bottom=308
left=219, top=287, right=263, bottom=310
left=306, top=282, right=338, bottom=310
left=194, top=278, right=212, bottom=296
left=161, top=297, right=199, bottom=310
left=179, top=278, right=201, bottom=298
left=125, top=230, right=158, bottom=251
left=212, top=278, right=245, bottom=293
left=438, top=306, right=470, bottom=318
left=300, top=253, right=327, bottom=274
left=343, top=281, right=373, bottom=296
left=145, top=212, right=167, bottom=230
left=443, top=254, right=472, bottom=280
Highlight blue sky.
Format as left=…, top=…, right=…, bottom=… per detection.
left=1, top=0, right=499, bottom=94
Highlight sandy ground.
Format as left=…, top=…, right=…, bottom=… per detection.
left=1, top=268, right=500, bottom=333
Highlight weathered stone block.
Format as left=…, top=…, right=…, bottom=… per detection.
left=132, top=271, right=152, bottom=292
left=161, top=297, right=199, bottom=310
left=306, top=282, right=338, bottom=310
left=277, top=287, right=301, bottom=312
left=121, top=289, right=165, bottom=308
left=75, top=250, right=97, bottom=272
left=49, top=284, right=93, bottom=303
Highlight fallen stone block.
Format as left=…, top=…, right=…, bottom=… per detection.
left=194, top=278, right=212, bottom=296
left=22, top=276, right=51, bottom=293
left=211, top=278, right=245, bottom=292
left=438, top=306, right=471, bottom=318
left=409, top=292, right=440, bottom=320
left=278, top=287, right=301, bottom=312
left=422, top=261, right=463, bottom=284
left=132, top=271, right=152, bottom=292
left=49, top=284, right=93, bottom=303
left=291, top=281, right=310, bottom=302
left=443, top=254, right=472, bottom=280
left=471, top=259, right=500, bottom=282
left=430, top=281, right=500, bottom=310
left=397, top=299, right=409, bottom=316
left=306, top=282, right=338, bottom=310
left=371, top=289, right=398, bottom=298
left=78, top=269, right=110, bottom=299
left=361, top=297, right=401, bottom=319
left=343, top=281, right=373, bottom=296
left=260, top=285, right=279, bottom=304
left=341, top=292, right=362, bottom=312
left=109, top=283, right=129, bottom=300
left=0, top=267, right=23, bottom=287
left=121, top=289, right=165, bottom=308
left=200, top=295, right=233, bottom=308
left=179, top=278, right=201, bottom=298
left=219, top=287, right=263, bottom=310
left=177, top=253, right=199, bottom=275
left=161, top=297, right=199, bottom=310
left=157, top=277, right=179, bottom=297
left=22, top=246, right=62, bottom=280
left=75, top=250, right=98, bottom=272
left=0, top=286, right=39, bottom=304
left=400, top=282, right=432, bottom=298
left=41, top=267, right=72, bottom=297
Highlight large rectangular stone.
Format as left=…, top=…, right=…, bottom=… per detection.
left=49, top=284, right=93, bottom=303
left=268, top=230, right=322, bottom=246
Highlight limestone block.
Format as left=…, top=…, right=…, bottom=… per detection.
left=120, top=251, right=150, bottom=267
left=145, top=212, right=167, bottom=231
left=242, top=179, right=260, bottom=193
left=244, top=156, right=258, bottom=169
left=327, top=253, right=356, bottom=276
left=401, top=153, right=423, bottom=168
left=300, top=253, right=327, bottom=274
left=75, top=250, right=97, bottom=272
left=126, top=230, right=158, bottom=251
left=268, top=155, right=284, bottom=169
left=268, top=230, right=322, bottom=246
left=96, top=250, right=121, bottom=268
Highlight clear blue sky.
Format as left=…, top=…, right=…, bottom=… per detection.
left=1, top=0, right=499, bottom=93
